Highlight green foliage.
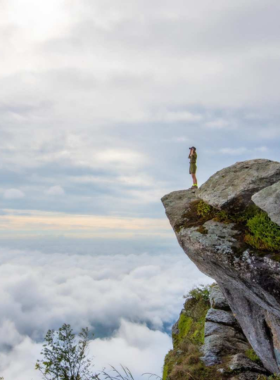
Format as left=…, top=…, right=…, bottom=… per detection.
left=214, top=204, right=261, bottom=224
left=35, top=323, right=99, bottom=380
left=196, top=201, right=213, bottom=218
left=258, top=376, right=280, bottom=380
left=245, top=348, right=262, bottom=364
left=187, top=285, right=210, bottom=303
left=163, top=342, right=223, bottom=380
left=164, top=286, right=215, bottom=380
left=245, top=212, right=280, bottom=251
left=177, top=313, right=192, bottom=344
left=190, top=199, right=280, bottom=253
left=178, top=286, right=210, bottom=346
left=215, top=210, right=230, bottom=223
left=162, top=362, right=168, bottom=380
left=36, top=324, right=161, bottom=380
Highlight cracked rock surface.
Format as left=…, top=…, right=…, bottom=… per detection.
left=162, top=159, right=280, bottom=375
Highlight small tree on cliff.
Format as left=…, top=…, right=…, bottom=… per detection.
left=35, top=323, right=99, bottom=380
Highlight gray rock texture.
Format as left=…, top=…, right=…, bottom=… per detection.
left=228, top=354, right=267, bottom=373
left=202, top=334, right=250, bottom=366
left=202, top=286, right=251, bottom=370
left=204, top=322, right=244, bottom=339
left=252, top=180, right=280, bottom=227
left=206, top=308, right=239, bottom=327
left=197, top=159, right=280, bottom=210
left=210, top=283, right=230, bottom=310
left=162, top=159, right=280, bottom=374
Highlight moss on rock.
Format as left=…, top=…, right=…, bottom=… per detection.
left=245, top=348, right=262, bottom=365
left=163, top=286, right=224, bottom=380
left=177, top=199, right=280, bottom=254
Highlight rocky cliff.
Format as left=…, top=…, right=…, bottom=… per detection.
left=162, top=159, right=280, bottom=377
left=163, top=284, right=268, bottom=379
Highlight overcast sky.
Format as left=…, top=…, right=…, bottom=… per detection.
left=0, top=0, right=280, bottom=238
left=1, top=0, right=280, bottom=378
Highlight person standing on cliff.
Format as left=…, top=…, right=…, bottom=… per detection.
left=189, top=146, right=198, bottom=190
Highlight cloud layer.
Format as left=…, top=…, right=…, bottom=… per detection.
left=0, top=240, right=211, bottom=379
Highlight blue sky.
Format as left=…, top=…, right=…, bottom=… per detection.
left=0, top=0, right=280, bottom=378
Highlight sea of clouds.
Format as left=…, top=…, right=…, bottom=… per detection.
left=0, top=238, right=212, bottom=380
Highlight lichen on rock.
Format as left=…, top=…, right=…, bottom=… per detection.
left=162, top=159, right=280, bottom=376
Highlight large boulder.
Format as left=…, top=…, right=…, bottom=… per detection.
left=252, top=180, right=280, bottom=227
left=197, top=159, right=280, bottom=210
left=162, top=159, right=280, bottom=375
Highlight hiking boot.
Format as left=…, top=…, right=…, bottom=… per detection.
left=190, top=185, right=198, bottom=192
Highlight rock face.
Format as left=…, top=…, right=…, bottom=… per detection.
left=197, top=159, right=280, bottom=210
left=164, top=284, right=268, bottom=379
left=162, top=159, right=280, bottom=375
left=202, top=285, right=252, bottom=368
left=252, top=180, right=280, bottom=227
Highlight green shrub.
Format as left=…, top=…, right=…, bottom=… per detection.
left=195, top=201, right=280, bottom=253
left=172, top=286, right=210, bottom=349
left=196, top=201, right=213, bottom=218
left=187, top=285, right=211, bottom=303
left=163, top=285, right=223, bottom=380
left=215, top=210, right=230, bottom=223
left=245, top=212, right=280, bottom=251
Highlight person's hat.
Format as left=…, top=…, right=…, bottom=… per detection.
left=189, top=146, right=196, bottom=150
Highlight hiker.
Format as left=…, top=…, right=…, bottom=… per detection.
left=189, top=146, right=198, bottom=190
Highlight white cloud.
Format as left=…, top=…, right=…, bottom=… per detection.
left=3, top=189, right=25, bottom=199
left=158, top=111, right=203, bottom=123
left=0, top=320, right=171, bottom=380
left=219, top=146, right=269, bottom=156
left=255, top=146, right=268, bottom=153
left=220, top=147, right=248, bottom=155
left=0, top=245, right=211, bottom=379
left=90, top=320, right=172, bottom=378
left=46, top=185, right=65, bottom=195
left=95, top=149, right=146, bottom=168
left=0, top=337, right=42, bottom=380
left=204, top=119, right=230, bottom=129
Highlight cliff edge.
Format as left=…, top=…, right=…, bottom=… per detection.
left=162, top=159, right=280, bottom=375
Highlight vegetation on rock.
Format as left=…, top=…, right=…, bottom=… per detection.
left=196, top=201, right=214, bottom=218
left=245, top=348, right=262, bottom=365
left=245, top=212, right=280, bottom=251
left=163, top=285, right=224, bottom=380
left=179, top=199, right=280, bottom=253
